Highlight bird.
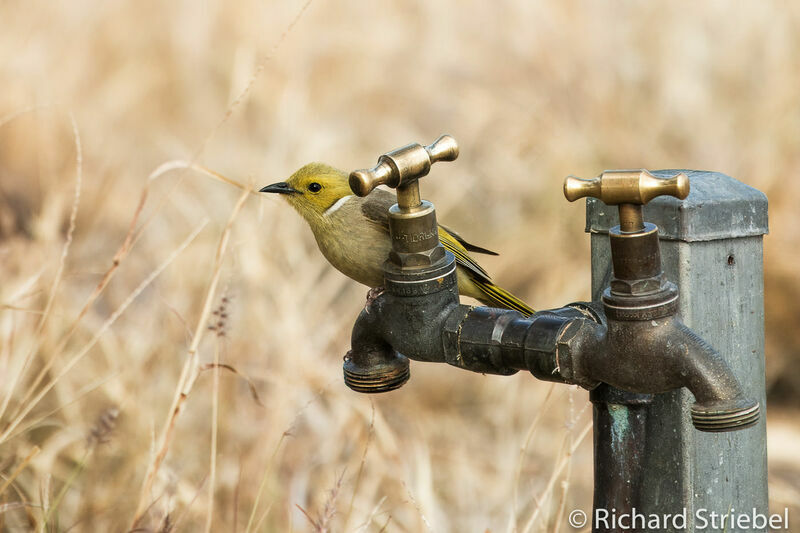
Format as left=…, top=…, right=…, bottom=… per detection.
left=260, top=163, right=533, bottom=316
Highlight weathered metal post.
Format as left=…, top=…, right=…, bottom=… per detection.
left=587, top=170, right=769, bottom=532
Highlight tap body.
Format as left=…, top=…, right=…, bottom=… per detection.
left=586, top=315, right=758, bottom=429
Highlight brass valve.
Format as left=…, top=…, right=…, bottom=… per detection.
left=564, top=169, right=689, bottom=232
left=564, top=169, right=690, bottom=312
left=349, top=134, right=459, bottom=211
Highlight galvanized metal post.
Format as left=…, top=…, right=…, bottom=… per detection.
left=587, top=170, right=769, bottom=532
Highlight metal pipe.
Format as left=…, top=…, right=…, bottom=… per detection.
left=439, top=304, right=601, bottom=386
left=346, top=286, right=758, bottom=431
left=344, top=277, right=606, bottom=387
left=591, top=385, right=653, bottom=533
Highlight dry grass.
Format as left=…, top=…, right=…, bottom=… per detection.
left=0, top=1, right=798, bottom=531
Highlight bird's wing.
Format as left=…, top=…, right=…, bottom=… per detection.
left=359, top=189, right=394, bottom=232
left=438, top=223, right=499, bottom=256
left=438, top=227, right=493, bottom=283
left=360, top=190, right=493, bottom=284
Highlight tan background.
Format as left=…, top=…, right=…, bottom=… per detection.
left=0, top=1, right=798, bottom=531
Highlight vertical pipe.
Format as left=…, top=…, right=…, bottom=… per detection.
left=591, top=385, right=652, bottom=533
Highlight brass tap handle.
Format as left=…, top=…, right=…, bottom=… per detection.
left=564, top=169, right=689, bottom=205
left=349, top=135, right=459, bottom=202
left=424, top=134, right=460, bottom=164
left=564, top=169, right=689, bottom=232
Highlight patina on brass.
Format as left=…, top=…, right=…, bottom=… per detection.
left=560, top=169, right=758, bottom=430
left=349, top=135, right=459, bottom=270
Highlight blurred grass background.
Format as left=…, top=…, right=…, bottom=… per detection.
left=0, top=0, right=798, bottom=531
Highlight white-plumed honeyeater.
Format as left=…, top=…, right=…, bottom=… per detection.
left=260, top=163, right=533, bottom=316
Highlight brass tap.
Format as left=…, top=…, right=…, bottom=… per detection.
left=343, top=135, right=460, bottom=392
left=563, top=169, right=759, bottom=431
left=565, top=170, right=689, bottom=307
left=349, top=135, right=459, bottom=270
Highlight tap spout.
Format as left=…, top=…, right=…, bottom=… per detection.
left=582, top=314, right=760, bottom=432
left=675, top=321, right=760, bottom=431
left=343, top=299, right=410, bottom=394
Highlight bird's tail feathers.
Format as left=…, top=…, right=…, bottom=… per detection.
left=473, top=280, right=534, bottom=317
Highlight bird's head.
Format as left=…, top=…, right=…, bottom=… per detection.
left=260, top=163, right=353, bottom=223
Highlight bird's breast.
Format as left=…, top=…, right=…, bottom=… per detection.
left=311, top=207, right=391, bottom=288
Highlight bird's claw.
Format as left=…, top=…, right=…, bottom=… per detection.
left=364, top=287, right=385, bottom=313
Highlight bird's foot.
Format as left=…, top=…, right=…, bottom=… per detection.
left=364, top=287, right=385, bottom=313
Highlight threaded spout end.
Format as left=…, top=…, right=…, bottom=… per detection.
left=343, top=350, right=410, bottom=393
left=691, top=399, right=760, bottom=432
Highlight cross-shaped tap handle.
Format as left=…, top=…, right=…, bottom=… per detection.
left=564, top=169, right=689, bottom=232
left=349, top=135, right=459, bottom=211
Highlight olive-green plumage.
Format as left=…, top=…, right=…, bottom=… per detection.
left=260, top=163, right=533, bottom=316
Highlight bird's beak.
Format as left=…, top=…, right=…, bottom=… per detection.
left=259, top=182, right=299, bottom=194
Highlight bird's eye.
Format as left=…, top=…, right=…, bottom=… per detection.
left=307, top=182, right=322, bottom=193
